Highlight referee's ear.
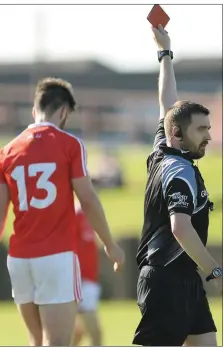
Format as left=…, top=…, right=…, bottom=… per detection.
left=173, top=126, right=183, bottom=140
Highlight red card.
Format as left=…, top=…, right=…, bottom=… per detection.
left=147, top=5, right=170, bottom=29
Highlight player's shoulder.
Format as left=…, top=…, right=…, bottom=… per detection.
left=58, top=131, right=87, bottom=163
left=1, top=130, right=28, bottom=158
left=56, top=128, right=84, bottom=147
left=162, top=153, right=196, bottom=184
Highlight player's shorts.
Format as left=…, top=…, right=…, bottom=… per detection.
left=7, top=251, right=82, bottom=305
left=133, top=265, right=217, bottom=346
left=78, top=280, right=101, bottom=312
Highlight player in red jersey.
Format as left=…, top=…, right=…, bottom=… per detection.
left=0, top=77, right=125, bottom=346
left=73, top=202, right=102, bottom=346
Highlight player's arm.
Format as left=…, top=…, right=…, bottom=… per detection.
left=152, top=25, right=178, bottom=150
left=165, top=178, right=221, bottom=276
left=73, top=176, right=113, bottom=249
left=70, top=139, right=125, bottom=270
left=0, top=153, right=10, bottom=240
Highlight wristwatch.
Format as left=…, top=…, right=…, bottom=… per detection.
left=206, top=267, right=222, bottom=282
left=157, top=50, right=173, bottom=63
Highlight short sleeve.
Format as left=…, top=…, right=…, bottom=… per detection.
left=165, top=178, right=195, bottom=216
left=70, top=138, right=89, bottom=179
left=153, top=119, right=166, bottom=151
left=0, top=150, right=6, bottom=183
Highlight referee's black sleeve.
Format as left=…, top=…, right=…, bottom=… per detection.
left=153, top=119, right=166, bottom=151
left=165, top=178, right=195, bottom=216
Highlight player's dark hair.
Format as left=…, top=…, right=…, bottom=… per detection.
left=164, top=101, right=210, bottom=139
left=34, top=77, right=76, bottom=117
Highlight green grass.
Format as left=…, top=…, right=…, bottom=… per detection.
left=0, top=299, right=222, bottom=346
left=1, top=140, right=222, bottom=246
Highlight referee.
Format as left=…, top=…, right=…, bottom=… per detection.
left=132, top=25, right=222, bottom=347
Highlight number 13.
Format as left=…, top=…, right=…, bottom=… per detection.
left=11, top=163, right=57, bottom=211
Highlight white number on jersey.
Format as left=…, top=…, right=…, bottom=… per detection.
left=11, top=163, right=57, bottom=211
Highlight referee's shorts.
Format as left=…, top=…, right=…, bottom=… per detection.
left=133, top=265, right=217, bottom=346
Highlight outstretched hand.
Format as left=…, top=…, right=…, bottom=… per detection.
left=151, top=24, right=171, bottom=51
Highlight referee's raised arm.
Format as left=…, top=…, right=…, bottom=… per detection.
left=152, top=24, right=178, bottom=151
left=154, top=24, right=178, bottom=118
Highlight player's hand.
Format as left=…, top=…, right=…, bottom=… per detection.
left=104, top=243, right=125, bottom=272
left=151, top=24, right=170, bottom=50
left=211, top=277, right=223, bottom=294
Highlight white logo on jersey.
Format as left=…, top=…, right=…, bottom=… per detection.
left=201, top=190, right=208, bottom=198
left=169, top=192, right=189, bottom=207
left=35, top=133, right=42, bottom=138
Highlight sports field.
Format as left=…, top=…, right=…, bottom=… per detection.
left=0, top=299, right=222, bottom=346
left=0, top=139, right=222, bottom=346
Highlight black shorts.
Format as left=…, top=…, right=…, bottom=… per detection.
left=133, top=265, right=217, bottom=346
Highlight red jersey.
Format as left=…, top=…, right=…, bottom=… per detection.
left=76, top=208, right=99, bottom=283
left=0, top=121, right=88, bottom=258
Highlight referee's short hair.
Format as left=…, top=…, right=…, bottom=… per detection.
left=164, top=101, right=210, bottom=139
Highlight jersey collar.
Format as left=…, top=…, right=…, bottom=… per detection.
left=28, top=122, right=59, bottom=130
left=159, top=144, right=194, bottom=164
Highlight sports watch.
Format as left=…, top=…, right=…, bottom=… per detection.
left=206, top=267, right=222, bottom=282
left=157, top=50, right=173, bottom=63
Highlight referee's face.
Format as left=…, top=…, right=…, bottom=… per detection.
left=183, top=114, right=211, bottom=159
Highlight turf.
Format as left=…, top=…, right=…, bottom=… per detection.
left=0, top=299, right=222, bottom=346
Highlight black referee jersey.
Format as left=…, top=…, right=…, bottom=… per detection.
left=136, top=119, right=213, bottom=271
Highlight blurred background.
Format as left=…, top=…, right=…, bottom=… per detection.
left=0, top=4, right=222, bottom=346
